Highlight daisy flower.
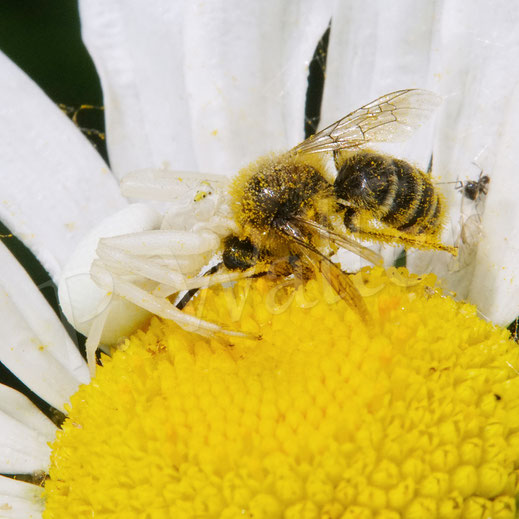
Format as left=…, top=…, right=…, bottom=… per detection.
left=1, top=2, right=519, bottom=518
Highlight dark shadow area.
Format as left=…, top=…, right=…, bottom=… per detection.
left=304, top=24, right=330, bottom=139
left=0, top=0, right=107, bottom=162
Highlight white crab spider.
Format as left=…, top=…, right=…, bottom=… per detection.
left=59, top=168, right=262, bottom=375
left=93, top=169, right=262, bottom=334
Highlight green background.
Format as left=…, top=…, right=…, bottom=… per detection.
left=0, top=1, right=103, bottom=129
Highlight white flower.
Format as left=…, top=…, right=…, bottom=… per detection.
left=0, top=1, right=518, bottom=517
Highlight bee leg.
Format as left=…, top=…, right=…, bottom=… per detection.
left=273, top=255, right=313, bottom=281
left=175, top=263, right=222, bottom=310
left=176, top=264, right=269, bottom=309
left=351, top=227, right=458, bottom=255
left=222, top=236, right=309, bottom=282
left=343, top=206, right=361, bottom=233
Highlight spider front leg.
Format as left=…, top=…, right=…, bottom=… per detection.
left=96, top=228, right=220, bottom=282
left=87, top=251, right=256, bottom=377
left=90, top=260, right=250, bottom=338
left=95, top=229, right=264, bottom=332
left=100, top=228, right=221, bottom=256
left=97, top=235, right=263, bottom=296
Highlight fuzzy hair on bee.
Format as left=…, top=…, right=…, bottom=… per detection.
left=230, top=152, right=335, bottom=253
left=90, top=88, right=457, bottom=342
left=333, top=149, right=449, bottom=250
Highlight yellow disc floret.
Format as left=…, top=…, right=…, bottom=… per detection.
left=44, top=267, right=519, bottom=518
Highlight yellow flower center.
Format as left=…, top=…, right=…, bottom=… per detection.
left=44, top=267, right=519, bottom=518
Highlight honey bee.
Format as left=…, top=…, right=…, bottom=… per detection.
left=96, top=89, right=459, bottom=342
left=89, top=89, right=460, bottom=351
left=221, top=89, right=457, bottom=322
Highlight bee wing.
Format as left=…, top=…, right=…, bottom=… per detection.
left=291, top=89, right=441, bottom=155
left=279, top=222, right=371, bottom=323
left=448, top=214, right=483, bottom=273
left=293, top=216, right=383, bottom=266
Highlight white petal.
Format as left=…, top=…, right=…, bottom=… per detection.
left=0, top=385, right=56, bottom=442
left=80, top=1, right=333, bottom=178
left=58, top=204, right=161, bottom=345
left=322, top=0, right=439, bottom=167
left=79, top=0, right=196, bottom=176
left=0, top=411, right=50, bottom=474
left=0, top=475, right=41, bottom=500
left=0, top=501, right=42, bottom=519
left=467, top=87, right=519, bottom=325
left=0, top=51, right=127, bottom=282
left=0, top=290, right=82, bottom=414
left=407, top=1, right=519, bottom=324
left=0, top=244, right=88, bottom=411
left=183, top=1, right=334, bottom=173
left=0, top=476, right=43, bottom=519
left=431, top=0, right=519, bottom=185
left=0, top=242, right=88, bottom=386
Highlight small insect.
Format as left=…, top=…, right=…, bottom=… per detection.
left=94, top=89, right=456, bottom=338
left=449, top=171, right=490, bottom=272
left=455, top=172, right=490, bottom=202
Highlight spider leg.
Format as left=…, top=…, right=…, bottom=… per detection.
left=100, top=229, right=221, bottom=256
left=90, top=260, right=253, bottom=339
left=97, top=240, right=263, bottom=297
left=96, top=241, right=190, bottom=291
left=121, top=168, right=230, bottom=201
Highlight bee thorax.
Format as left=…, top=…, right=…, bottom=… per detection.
left=235, top=157, right=331, bottom=234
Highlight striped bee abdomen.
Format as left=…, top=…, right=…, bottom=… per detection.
left=334, top=150, right=443, bottom=237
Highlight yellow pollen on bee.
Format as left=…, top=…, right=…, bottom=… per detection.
left=44, top=267, right=519, bottom=519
